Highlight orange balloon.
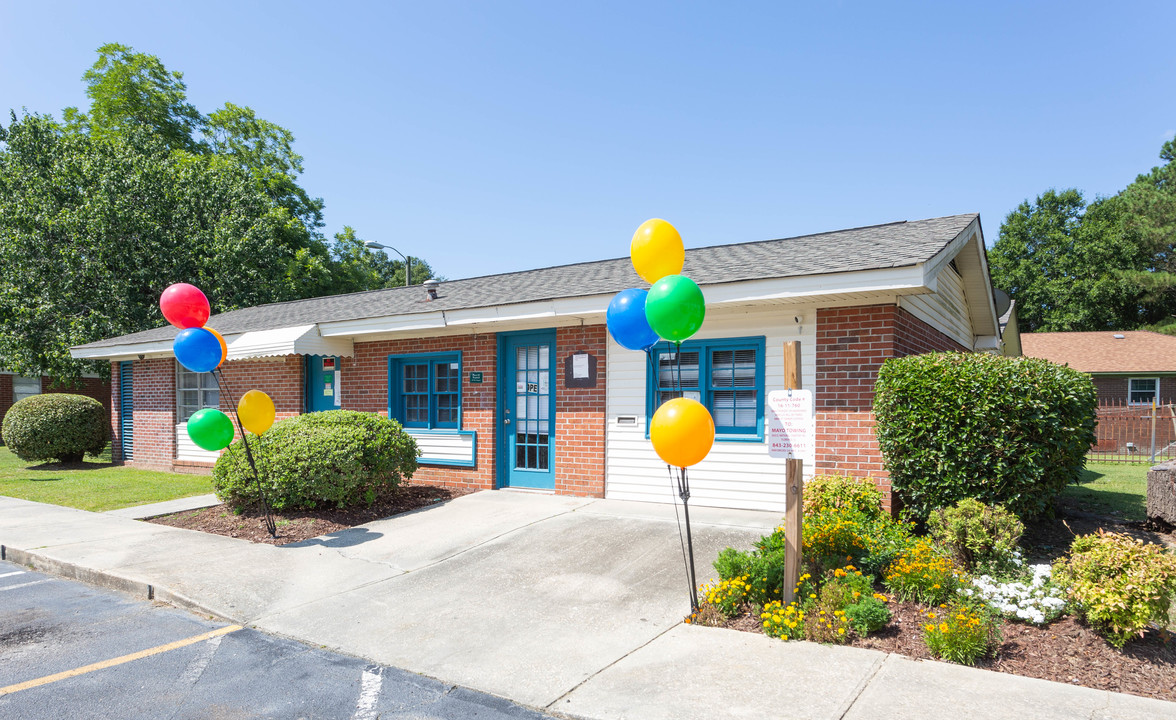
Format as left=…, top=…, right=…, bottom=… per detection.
left=649, top=397, right=715, bottom=467
left=631, top=218, right=685, bottom=284
left=206, top=327, right=228, bottom=368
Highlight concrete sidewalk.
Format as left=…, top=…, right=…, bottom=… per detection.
left=1, top=492, right=1173, bottom=720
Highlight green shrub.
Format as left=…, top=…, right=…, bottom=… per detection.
left=213, top=410, right=419, bottom=511
left=1, top=393, right=109, bottom=462
left=921, top=601, right=1001, bottom=665
left=803, top=475, right=884, bottom=519
left=874, top=352, right=1096, bottom=521
left=844, top=596, right=891, bottom=636
left=1052, top=531, right=1176, bottom=648
left=928, top=499, right=1024, bottom=571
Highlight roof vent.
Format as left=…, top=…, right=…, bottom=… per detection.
left=423, top=278, right=440, bottom=301
left=1113, top=334, right=1125, bottom=339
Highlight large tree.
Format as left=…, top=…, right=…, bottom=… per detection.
left=0, top=44, right=435, bottom=382
left=989, top=138, right=1176, bottom=333
left=0, top=114, right=336, bottom=381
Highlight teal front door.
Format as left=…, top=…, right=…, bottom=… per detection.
left=305, top=356, right=341, bottom=412
left=499, top=330, right=556, bottom=489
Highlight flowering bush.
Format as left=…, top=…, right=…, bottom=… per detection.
left=1052, top=531, right=1176, bottom=648
left=921, top=602, right=1001, bottom=665
left=760, top=600, right=805, bottom=640
left=961, top=555, right=1066, bottom=626
left=699, top=576, right=754, bottom=617
left=884, top=540, right=966, bottom=605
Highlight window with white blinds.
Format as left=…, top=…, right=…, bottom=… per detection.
left=648, top=337, right=765, bottom=438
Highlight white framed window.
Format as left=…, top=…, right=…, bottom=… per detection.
left=177, top=367, right=219, bottom=421
left=13, top=376, right=41, bottom=403
left=1128, top=377, right=1159, bottom=406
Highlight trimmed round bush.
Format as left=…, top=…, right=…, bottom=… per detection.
left=874, top=352, right=1097, bottom=521
left=1, top=393, right=109, bottom=463
left=213, top=410, right=419, bottom=511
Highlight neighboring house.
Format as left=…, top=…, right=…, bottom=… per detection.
left=1020, top=331, right=1176, bottom=406
left=0, top=371, right=112, bottom=436
left=1020, top=331, right=1176, bottom=458
left=71, top=213, right=1005, bottom=512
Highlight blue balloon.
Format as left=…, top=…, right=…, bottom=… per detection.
left=607, top=288, right=660, bottom=351
left=174, top=327, right=222, bottom=373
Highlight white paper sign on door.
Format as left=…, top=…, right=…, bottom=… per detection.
left=767, top=390, right=814, bottom=459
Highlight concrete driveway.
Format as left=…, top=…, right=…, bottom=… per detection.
left=0, top=491, right=780, bottom=709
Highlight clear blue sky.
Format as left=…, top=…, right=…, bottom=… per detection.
left=3, top=1, right=1174, bottom=281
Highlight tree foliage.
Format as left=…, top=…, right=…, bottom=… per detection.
left=0, top=44, right=436, bottom=382
left=989, top=138, right=1176, bottom=332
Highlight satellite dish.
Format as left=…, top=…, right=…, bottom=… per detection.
left=993, top=288, right=1011, bottom=318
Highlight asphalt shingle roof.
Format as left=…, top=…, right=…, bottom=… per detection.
left=1021, top=331, right=1176, bottom=373
left=75, top=213, right=977, bottom=350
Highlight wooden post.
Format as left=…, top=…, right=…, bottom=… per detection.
left=783, top=341, right=803, bottom=605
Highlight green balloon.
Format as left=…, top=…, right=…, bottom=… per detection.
left=187, top=408, right=235, bottom=451
left=645, top=274, right=706, bottom=342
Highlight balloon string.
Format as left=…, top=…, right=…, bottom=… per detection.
left=211, top=367, right=277, bottom=538
left=674, top=340, right=683, bottom=399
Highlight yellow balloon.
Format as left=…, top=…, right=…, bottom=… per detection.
left=631, top=218, right=685, bottom=284
left=206, top=327, right=228, bottom=368
left=649, top=397, right=715, bottom=468
left=237, top=390, right=276, bottom=435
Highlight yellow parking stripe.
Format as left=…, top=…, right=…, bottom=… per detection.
left=0, top=624, right=243, bottom=697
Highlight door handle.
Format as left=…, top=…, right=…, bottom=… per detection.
left=504, top=419, right=511, bottom=424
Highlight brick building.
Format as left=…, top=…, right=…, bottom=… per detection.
left=1021, top=331, right=1176, bottom=456
left=71, top=214, right=1006, bottom=511
left=0, top=372, right=111, bottom=435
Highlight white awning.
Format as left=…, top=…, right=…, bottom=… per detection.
left=225, top=325, right=353, bottom=360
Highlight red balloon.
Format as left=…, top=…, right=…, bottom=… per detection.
left=160, top=283, right=210, bottom=329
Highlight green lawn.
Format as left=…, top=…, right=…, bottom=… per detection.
left=0, top=445, right=214, bottom=512
left=1060, top=461, right=1149, bottom=522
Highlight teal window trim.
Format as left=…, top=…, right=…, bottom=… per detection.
left=388, top=352, right=463, bottom=430
left=645, top=336, right=766, bottom=441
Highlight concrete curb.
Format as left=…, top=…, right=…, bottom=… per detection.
left=0, top=543, right=237, bottom=623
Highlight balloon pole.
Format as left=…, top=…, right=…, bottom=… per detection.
left=212, top=368, right=277, bottom=538
left=678, top=466, right=700, bottom=612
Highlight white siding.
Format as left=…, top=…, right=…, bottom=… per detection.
left=606, top=306, right=817, bottom=512
left=899, top=265, right=972, bottom=348
left=175, top=425, right=221, bottom=462
left=409, top=430, right=476, bottom=465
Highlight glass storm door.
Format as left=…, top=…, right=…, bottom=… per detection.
left=501, top=330, right=556, bottom=489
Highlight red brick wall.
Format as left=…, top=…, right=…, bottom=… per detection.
left=347, top=333, right=500, bottom=492
left=128, top=358, right=177, bottom=470
left=554, top=325, right=607, bottom=497
left=1092, top=375, right=1176, bottom=406
left=216, top=357, right=305, bottom=426
left=815, top=304, right=968, bottom=510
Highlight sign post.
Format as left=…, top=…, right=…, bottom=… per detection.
left=767, top=341, right=811, bottom=605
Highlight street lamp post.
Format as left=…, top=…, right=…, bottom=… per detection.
left=363, top=241, right=411, bottom=287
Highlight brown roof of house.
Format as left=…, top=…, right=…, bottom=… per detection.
left=1020, top=331, right=1176, bottom=373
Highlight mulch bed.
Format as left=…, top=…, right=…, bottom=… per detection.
left=147, top=483, right=474, bottom=546
left=703, top=507, right=1176, bottom=703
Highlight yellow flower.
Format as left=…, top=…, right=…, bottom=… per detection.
left=838, top=628, right=846, bottom=635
